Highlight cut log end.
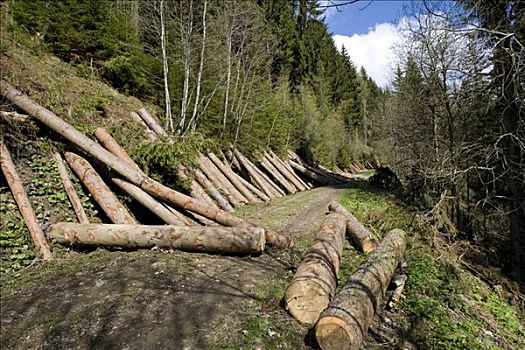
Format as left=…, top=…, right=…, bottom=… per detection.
left=285, top=280, right=330, bottom=328
left=315, top=315, right=357, bottom=350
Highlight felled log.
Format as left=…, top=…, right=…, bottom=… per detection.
left=276, top=150, right=311, bottom=190
left=233, top=148, right=284, bottom=197
left=197, top=154, right=247, bottom=206
left=231, top=165, right=270, bottom=201
left=177, top=165, right=218, bottom=209
left=54, top=152, right=89, bottom=224
left=315, top=229, right=407, bottom=350
left=259, top=155, right=296, bottom=194
left=136, top=108, right=166, bottom=136
left=208, top=152, right=259, bottom=203
left=253, top=159, right=286, bottom=196
left=111, top=178, right=186, bottom=225
left=285, top=213, right=347, bottom=328
left=64, top=152, right=136, bottom=224
left=266, top=151, right=306, bottom=192
left=0, top=142, right=53, bottom=260
left=192, top=168, right=234, bottom=213
left=130, top=111, right=156, bottom=140
left=387, top=274, right=407, bottom=309
left=50, top=223, right=265, bottom=254
left=94, top=127, right=143, bottom=175
left=289, top=161, right=332, bottom=186
left=232, top=149, right=277, bottom=199
left=328, top=201, right=379, bottom=254
left=1, top=81, right=293, bottom=248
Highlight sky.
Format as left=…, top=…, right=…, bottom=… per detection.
left=324, top=0, right=408, bottom=87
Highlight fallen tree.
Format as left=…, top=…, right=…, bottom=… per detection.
left=315, top=229, right=407, bottom=350
left=328, top=202, right=379, bottom=254
left=285, top=213, right=347, bottom=328
left=1, top=142, right=53, bottom=261
left=54, top=152, right=89, bottom=224
left=94, top=127, right=144, bottom=175
left=50, top=223, right=265, bottom=254
left=129, top=111, right=156, bottom=140
left=136, top=108, right=166, bottom=136
left=64, top=152, right=136, bottom=224
left=0, top=81, right=293, bottom=248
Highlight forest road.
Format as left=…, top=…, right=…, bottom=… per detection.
left=1, top=186, right=346, bottom=350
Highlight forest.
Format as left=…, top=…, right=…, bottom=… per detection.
left=0, top=0, right=524, bottom=349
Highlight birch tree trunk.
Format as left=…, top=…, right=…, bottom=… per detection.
left=50, top=223, right=265, bottom=254
left=54, top=152, right=89, bottom=224
left=188, top=0, right=207, bottom=132
left=64, top=152, right=136, bottom=224
left=315, top=229, right=407, bottom=350
left=285, top=213, right=347, bottom=328
left=1, top=142, right=53, bottom=261
left=159, top=0, right=173, bottom=132
left=177, top=0, right=193, bottom=133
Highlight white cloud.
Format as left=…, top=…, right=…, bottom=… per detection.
left=333, top=22, right=404, bottom=88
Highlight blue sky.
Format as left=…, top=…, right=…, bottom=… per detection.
left=323, top=0, right=408, bottom=87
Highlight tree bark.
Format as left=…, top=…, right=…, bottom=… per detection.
left=0, top=82, right=293, bottom=247
left=192, top=167, right=235, bottom=213
left=111, top=178, right=186, bottom=225
left=1, top=142, right=53, bottom=260
left=64, top=152, right=136, bottom=224
left=260, top=156, right=296, bottom=194
left=226, top=150, right=270, bottom=201
left=94, top=127, right=144, bottom=175
left=328, top=201, right=379, bottom=254
left=208, top=152, right=259, bottom=203
left=159, top=0, right=174, bottom=132
left=178, top=165, right=219, bottom=209
left=188, top=0, right=207, bottom=132
left=163, top=205, right=197, bottom=226
left=137, top=108, right=166, bottom=136
left=285, top=213, right=347, bottom=328
left=54, top=152, right=89, bottom=224
left=289, top=161, right=332, bottom=186
left=266, top=150, right=306, bottom=192
left=130, top=111, right=157, bottom=140
left=315, top=229, right=407, bottom=350
left=197, top=153, right=248, bottom=206
left=252, top=157, right=286, bottom=196
left=233, top=149, right=277, bottom=199
left=50, top=223, right=265, bottom=254
left=277, top=150, right=311, bottom=190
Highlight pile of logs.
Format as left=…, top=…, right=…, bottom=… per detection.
left=285, top=202, right=408, bottom=350
left=0, top=80, right=373, bottom=259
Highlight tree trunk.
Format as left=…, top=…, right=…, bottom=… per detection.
left=328, top=201, right=379, bottom=254
left=267, top=150, right=307, bottom=191
left=94, top=127, right=144, bottom=175
left=315, top=229, right=407, bottom=350
left=53, top=152, right=89, bottom=224
left=0, top=82, right=294, bottom=247
left=259, top=156, right=296, bottom=194
left=285, top=213, right=347, bottom=328
left=164, top=205, right=197, bottom=226
left=159, top=0, right=173, bottom=132
left=226, top=151, right=271, bottom=201
left=208, top=152, right=259, bottom=203
left=197, top=154, right=248, bottom=206
left=1, top=142, right=53, bottom=261
left=178, top=165, right=219, bottom=209
left=137, top=108, right=166, bottom=136
left=130, top=111, right=157, bottom=140
left=278, top=150, right=311, bottom=189
left=289, top=161, right=332, bottom=186
left=252, top=157, right=286, bottom=196
left=50, top=223, right=265, bottom=254
left=111, top=178, right=186, bottom=225
left=232, top=149, right=277, bottom=199
left=188, top=0, right=207, bottom=132
left=64, top=152, right=136, bottom=224
left=192, top=167, right=235, bottom=213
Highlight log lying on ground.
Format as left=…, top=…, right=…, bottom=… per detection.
left=315, top=229, right=407, bottom=350
left=285, top=213, right=347, bottom=328
left=208, top=152, right=259, bottom=203
left=50, top=223, right=265, bottom=254
left=130, top=111, right=156, bottom=140
left=136, top=108, right=166, bottom=136
left=237, top=149, right=285, bottom=197
left=1, top=142, right=53, bottom=261
left=197, top=154, right=247, bottom=206
left=94, top=127, right=144, bottom=175
left=54, top=152, right=89, bottom=224
left=259, top=155, right=296, bottom=194
left=289, top=161, right=332, bottom=186
left=387, top=274, right=407, bottom=309
left=1, top=81, right=293, bottom=248
left=266, top=151, right=306, bottom=192
left=178, top=166, right=218, bottom=209
left=231, top=164, right=270, bottom=201
left=232, top=149, right=277, bottom=199
left=111, top=178, right=186, bottom=225
left=192, top=168, right=234, bottom=212
left=328, top=202, right=379, bottom=254
left=277, top=150, right=311, bottom=190
left=64, top=152, right=136, bottom=224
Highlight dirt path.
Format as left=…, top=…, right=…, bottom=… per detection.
left=1, top=186, right=345, bottom=350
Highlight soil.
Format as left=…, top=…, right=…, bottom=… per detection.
left=0, top=186, right=407, bottom=350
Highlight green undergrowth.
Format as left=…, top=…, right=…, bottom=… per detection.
left=337, top=184, right=525, bottom=350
